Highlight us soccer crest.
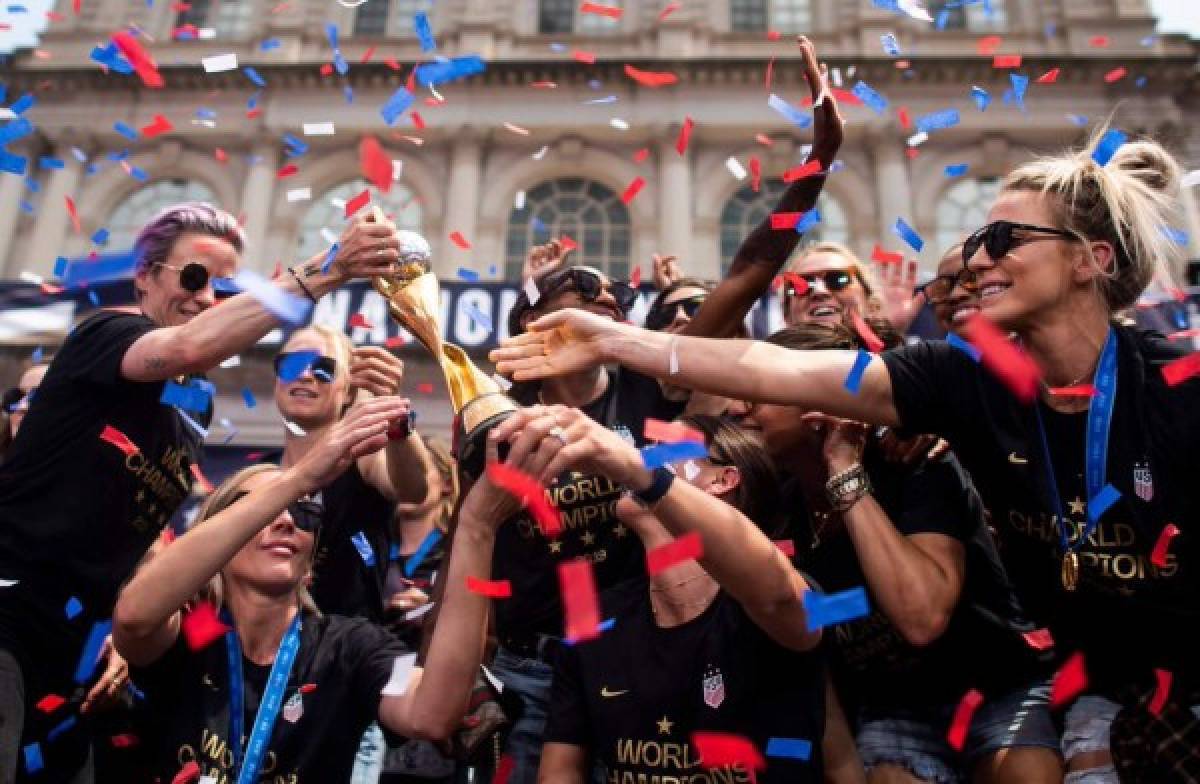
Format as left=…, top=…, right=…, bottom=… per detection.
left=282, top=692, right=304, bottom=724
left=702, top=665, right=725, bottom=709
left=1133, top=460, right=1154, bottom=502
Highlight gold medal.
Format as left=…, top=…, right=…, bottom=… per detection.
left=1061, top=551, right=1080, bottom=592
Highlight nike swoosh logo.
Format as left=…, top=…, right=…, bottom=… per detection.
left=600, top=687, right=629, bottom=698
left=1008, top=453, right=1028, bottom=465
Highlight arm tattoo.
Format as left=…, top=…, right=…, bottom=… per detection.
left=144, top=357, right=168, bottom=371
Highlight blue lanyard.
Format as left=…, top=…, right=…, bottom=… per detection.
left=224, top=613, right=303, bottom=784
left=1032, top=328, right=1119, bottom=554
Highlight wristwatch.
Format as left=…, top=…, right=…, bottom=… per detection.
left=825, top=463, right=872, bottom=512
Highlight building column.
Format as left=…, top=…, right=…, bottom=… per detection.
left=657, top=124, right=694, bottom=274
left=441, top=128, right=484, bottom=277
left=239, top=141, right=279, bottom=273
left=1178, top=184, right=1200, bottom=263
left=868, top=125, right=913, bottom=251
left=0, top=141, right=37, bottom=278
left=26, top=139, right=86, bottom=278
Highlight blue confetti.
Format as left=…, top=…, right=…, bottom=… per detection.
left=1044, top=22, right=1057, bottom=38
left=195, top=108, right=217, bottom=120
left=91, top=227, right=109, bottom=245
left=65, top=596, right=83, bottom=619
left=177, top=409, right=209, bottom=439
left=415, top=56, right=486, bottom=87
left=113, top=121, right=138, bottom=140
left=803, top=587, right=869, bottom=632
left=275, top=350, right=320, bottom=382
left=946, top=333, right=982, bottom=362
left=23, top=743, right=43, bottom=775
left=549, top=42, right=567, bottom=53
left=936, top=9, right=950, bottom=29
left=333, top=50, right=349, bottom=76
left=212, top=277, right=238, bottom=297
left=0, top=117, right=34, bottom=145
left=89, top=42, right=133, bottom=74
left=74, top=620, right=113, bottom=684
left=61, top=252, right=138, bottom=288
left=415, top=12, right=436, bottom=52
left=640, top=441, right=708, bottom=469
left=457, top=267, right=480, bottom=282
left=1067, top=114, right=1090, bottom=127
left=565, top=617, right=616, bottom=645
left=9, top=92, right=34, bottom=115
left=241, top=387, right=257, bottom=408
left=464, top=301, right=492, bottom=331
left=38, top=156, right=64, bottom=169
left=971, top=86, right=991, bottom=111
left=404, top=528, right=444, bottom=577
left=107, top=149, right=129, bottom=162
left=47, top=716, right=77, bottom=741
left=880, top=33, right=901, bottom=56
left=260, top=37, right=281, bottom=51
left=19, top=200, right=34, bottom=214
left=129, top=166, right=148, bottom=181
left=324, top=22, right=339, bottom=50
left=1009, top=73, right=1029, bottom=108
left=584, top=95, right=618, bottom=105
left=282, top=133, right=308, bottom=156
left=0, top=149, right=26, bottom=175
left=796, top=209, right=821, bottom=234
left=1088, top=484, right=1121, bottom=524
left=916, top=109, right=960, bottom=133
left=242, top=66, right=266, bottom=87
left=23, top=176, right=38, bottom=192
left=1163, top=226, right=1189, bottom=246
left=852, top=81, right=888, bottom=115
left=944, top=163, right=969, bottom=177
left=766, top=737, right=813, bottom=761
left=1092, top=128, right=1127, bottom=167
left=88, top=290, right=100, bottom=306
left=351, top=531, right=375, bottom=566
left=343, top=85, right=354, bottom=104
left=767, top=93, right=812, bottom=129
left=161, top=380, right=212, bottom=413
left=381, top=87, right=414, bottom=126
left=30, top=346, right=43, bottom=363
left=893, top=218, right=924, bottom=252
left=247, top=92, right=260, bottom=110
left=232, top=269, right=312, bottom=326
left=320, top=243, right=339, bottom=274
left=843, top=350, right=873, bottom=394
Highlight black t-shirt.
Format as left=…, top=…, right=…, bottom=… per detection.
left=787, top=450, right=1047, bottom=713
left=882, top=326, right=1200, bottom=696
left=132, top=611, right=407, bottom=783
left=545, top=580, right=825, bottom=784
left=496, top=369, right=684, bottom=639
left=309, top=463, right=396, bottom=623
left=0, top=311, right=205, bottom=679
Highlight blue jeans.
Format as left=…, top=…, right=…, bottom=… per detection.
left=352, top=722, right=386, bottom=784
left=490, top=647, right=554, bottom=784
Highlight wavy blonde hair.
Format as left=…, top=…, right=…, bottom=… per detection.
left=788, top=241, right=884, bottom=314
left=1002, top=126, right=1184, bottom=312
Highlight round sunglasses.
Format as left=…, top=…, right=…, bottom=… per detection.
left=962, top=221, right=1076, bottom=265
left=231, top=490, right=324, bottom=533
left=273, top=352, right=338, bottom=383
left=156, top=262, right=237, bottom=299
left=540, top=267, right=638, bottom=313
left=645, top=295, right=706, bottom=331
left=783, top=269, right=857, bottom=298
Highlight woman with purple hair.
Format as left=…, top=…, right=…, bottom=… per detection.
left=0, top=201, right=403, bottom=783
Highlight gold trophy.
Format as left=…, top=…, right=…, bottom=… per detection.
left=370, top=220, right=518, bottom=479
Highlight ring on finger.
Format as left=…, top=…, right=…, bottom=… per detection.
left=548, top=426, right=568, bottom=446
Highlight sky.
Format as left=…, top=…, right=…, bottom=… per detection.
left=2, top=0, right=1200, bottom=56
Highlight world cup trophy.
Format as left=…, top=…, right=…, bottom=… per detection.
left=371, top=219, right=518, bottom=480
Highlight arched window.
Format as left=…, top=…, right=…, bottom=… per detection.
left=720, top=181, right=848, bottom=273
left=297, top=180, right=422, bottom=261
left=929, top=0, right=1006, bottom=31
left=505, top=178, right=632, bottom=280
left=175, top=0, right=258, bottom=38
left=353, top=0, right=433, bottom=37
left=935, top=177, right=1001, bottom=257
left=730, top=0, right=812, bottom=33
left=104, top=179, right=217, bottom=250
left=538, top=0, right=623, bottom=34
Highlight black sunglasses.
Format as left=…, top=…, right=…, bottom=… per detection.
left=231, top=490, right=324, bottom=533
left=645, top=295, right=706, bottom=331
left=783, top=270, right=856, bottom=298
left=273, top=352, right=338, bottom=383
left=156, top=261, right=237, bottom=299
left=915, top=273, right=966, bottom=305
left=962, top=221, right=1076, bottom=266
left=542, top=267, right=638, bottom=313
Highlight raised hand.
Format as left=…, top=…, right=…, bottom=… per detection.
left=293, top=396, right=411, bottom=489
left=522, top=238, right=573, bottom=285
left=652, top=254, right=683, bottom=290
left=490, top=308, right=627, bottom=382
left=328, top=211, right=403, bottom=282
left=489, top=405, right=648, bottom=487
left=350, top=346, right=406, bottom=397
left=799, top=36, right=844, bottom=170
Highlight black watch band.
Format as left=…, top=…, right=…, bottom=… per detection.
left=633, top=466, right=675, bottom=507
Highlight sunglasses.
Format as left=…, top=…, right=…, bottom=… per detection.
left=231, top=490, right=324, bottom=533
left=156, top=262, right=237, bottom=299
left=273, top=352, right=338, bottom=383
left=645, top=295, right=706, bottom=331
left=783, top=270, right=857, bottom=298
left=915, top=273, right=967, bottom=305
left=962, top=221, right=1077, bottom=266
left=541, top=267, right=638, bottom=313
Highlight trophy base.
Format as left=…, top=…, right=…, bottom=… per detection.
left=454, top=392, right=520, bottom=481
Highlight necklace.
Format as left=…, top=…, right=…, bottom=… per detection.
left=809, top=506, right=840, bottom=549
left=649, top=572, right=710, bottom=591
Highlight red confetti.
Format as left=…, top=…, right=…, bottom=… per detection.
left=385, top=336, right=408, bottom=349
left=359, top=135, right=393, bottom=194
left=72, top=0, right=80, bottom=13
left=319, top=63, right=333, bottom=76
left=624, top=64, right=679, bottom=88
left=530, top=81, right=557, bottom=89
left=898, top=106, right=912, bottom=129
left=172, top=761, right=201, bottom=784
left=449, top=231, right=472, bottom=250
left=1050, top=652, right=1088, bottom=709
left=658, top=2, right=680, bottom=21
left=774, top=539, right=795, bottom=557
left=632, top=147, right=650, bottom=163
left=140, top=114, right=174, bottom=138
left=299, top=682, right=318, bottom=693
left=112, top=31, right=164, bottom=88
left=621, top=176, right=646, bottom=205
left=348, top=313, right=373, bottom=329
left=947, top=689, right=984, bottom=751
left=36, top=694, right=66, bottom=713
left=1162, top=353, right=1200, bottom=386
left=765, top=57, right=775, bottom=91
left=770, top=212, right=801, bottom=230
left=1089, top=35, right=1111, bottom=48
left=492, top=755, right=515, bottom=784
left=1149, top=669, right=1172, bottom=716
left=276, top=163, right=299, bottom=179
left=644, top=418, right=704, bottom=444
left=1022, top=628, right=1055, bottom=651
left=344, top=188, right=370, bottom=218
left=1150, top=523, right=1180, bottom=568
left=65, top=195, right=80, bottom=234
left=360, top=45, right=376, bottom=64
left=962, top=314, right=1041, bottom=403
left=754, top=134, right=773, bottom=146
left=675, top=116, right=694, bottom=156
left=189, top=463, right=214, bottom=494
left=411, top=112, right=425, bottom=130
left=749, top=157, right=762, bottom=192
left=99, top=425, right=139, bottom=456
left=1037, top=68, right=1061, bottom=84
left=415, top=382, right=434, bottom=394
left=110, top=733, right=139, bottom=748
left=647, top=532, right=704, bottom=576
left=850, top=311, right=885, bottom=353
left=558, top=558, right=602, bottom=642
left=993, top=54, right=1023, bottom=68
left=629, top=265, right=642, bottom=288
left=246, top=108, right=263, bottom=120
left=692, top=732, right=766, bottom=772
left=871, top=245, right=903, bottom=265
left=486, top=462, right=563, bottom=537
left=1048, top=384, right=1096, bottom=397
left=781, top=272, right=809, bottom=296
left=466, top=576, right=512, bottom=598
left=1104, top=67, right=1127, bottom=83
left=580, top=1, right=622, bottom=18
left=180, top=602, right=230, bottom=652
left=214, top=147, right=228, bottom=163
left=572, top=50, right=596, bottom=64
left=781, top=160, right=822, bottom=183
left=560, top=235, right=579, bottom=252
left=976, top=35, right=1003, bottom=55
left=766, top=30, right=780, bottom=41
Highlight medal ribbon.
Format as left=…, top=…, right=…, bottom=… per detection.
left=224, top=612, right=303, bottom=784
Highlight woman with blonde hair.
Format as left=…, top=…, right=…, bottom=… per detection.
left=492, top=129, right=1200, bottom=781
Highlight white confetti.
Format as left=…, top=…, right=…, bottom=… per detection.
left=201, top=52, right=238, bottom=73
left=0, top=108, right=16, bottom=120
left=1182, top=170, right=1200, bottom=189
left=524, top=276, right=542, bottom=306
left=392, top=160, right=404, bottom=181
left=683, top=460, right=700, bottom=481
left=404, top=601, right=435, bottom=621
left=907, top=131, right=929, bottom=147
left=668, top=338, right=680, bottom=375
left=533, top=145, right=549, bottom=160
left=285, top=420, right=306, bottom=437
left=898, top=0, right=933, bottom=22
left=18, top=271, right=43, bottom=285
left=381, top=653, right=418, bottom=696
left=492, top=373, right=513, bottom=391
left=0, top=579, right=19, bottom=588
left=302, top=122, right=336, bottom=136
left=609, top=118, right=630, bottom=130
left=515, top=190, right=527, bottom=210
left=725, top=157, right=747, bottom=181
left=286, top=187, right=312, bottom=202
left=219, top=355, right=241, bottom=369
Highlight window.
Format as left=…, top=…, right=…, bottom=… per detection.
left=930, top=0, right=1006, bottom=31
left=731, top=0, right=812, bottom=34
left=297, top=180, right=422, bottom=261
left=105, top=179, right=217, bottom=251
left=720, top=181, right=848, bottom=273
left=175, top=0, right=257, bottom=38
left=506, top=178, right=631, bottom=280
left=935, top=177, right=1001, bottom=257
left=353, top=0, right=433, bottom=37
left=538, top=0, right=623, bottom=34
